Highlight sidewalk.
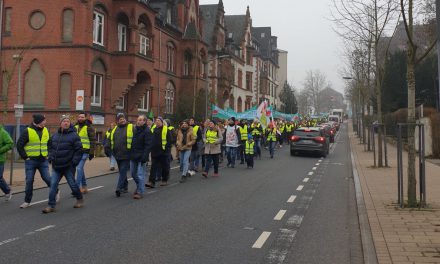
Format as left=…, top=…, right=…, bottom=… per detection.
left=350, top=122, right=440, bottom=263
left=2, top=157, right=117, bottom=194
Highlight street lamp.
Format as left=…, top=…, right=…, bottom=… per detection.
left=204, top=53, right=230, bottom=120
left=343, top=76, right=362, bottom=136
left=10, top=54, right=23, bottom=184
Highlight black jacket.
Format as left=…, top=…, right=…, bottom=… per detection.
left=16, top=124, right=48, bottom=161
left=104, top=123, right=131, bottom=161
left=48, top=125, right=83, bottom=170
left=74, top=120, right=96, bottom=154
left=191, top=125, right=203, bottom=151
left=150, top=125, right=172, bottom=158
left=129, top=124, right=152, bottom=163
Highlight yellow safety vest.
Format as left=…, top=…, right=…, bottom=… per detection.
left=110, top=124, right=133, bottom=150
left=150, top=124, right=157, bottom=133
left=105, top=130, right=110, bottom=139
left=267, top=129, right=277, bottom=142
left=206, top=130, right=218, bottom=144
left=161, top=126, right=168, bottom=150
left=251, top=124, right=261, bottom=136
left=74, top=125, right=90, bottom=149
left=286, top=124, right=293, bottom=133
left=193, top=125, right=200, bottom=137
left=245, top=141, right=255, bottom=155
left=279, top=125, right=285, bottom=133
left=239, top=125, right=248, bottom=141
left=24, top=127, right=49, bottom=157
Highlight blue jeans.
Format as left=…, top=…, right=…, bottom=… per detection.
left=24, top=159, right=51, bottom=203
left=226, top=147, right=237, bottom=167
left=0, top=164, right=11, bottom=195
left=204, top=154, right=219, bottom=174
left=48, top=166, right=82, bottom=208
left=116, top=160, right=130, bottom=191
left=76, top=153, right=89, bottom=188
left=269, top=141, right=276, bottom=158
left=254, top=138, right=261, bottom=157
left=179, top=150, right=191, bottom=176
left=130, top=161, right=145, bottom=195
left=190, top=147, right=201, bottom=171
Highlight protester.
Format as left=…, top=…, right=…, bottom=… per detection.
left=42, top=115, right=83, bottom=213
left=129, top=115, right=152, bottom=199
left=0, top=125, right=13, bottom=201
left=176, top=120, right=195, bottom=183
left=245, top=134, right=255, bottom=169
left=74, top=112, right=96, bottom=194
left=250, top=119, right=263, bottom=159
left=104, top=122, right=117, bottom=171
left=189, top=118, right=202, bottom=174
left=16, top=114, right=57, bottom=209
left=266, top=123, right=278, bottom=159
left=146, top=117, right=173, bottom=187
left=224, top=117, right=240, bottom=168
left=203, top=120, right=223, bottom=177
left=105, top=113, right=133, bottom=197
left=238, top=119, right=248, bottom=164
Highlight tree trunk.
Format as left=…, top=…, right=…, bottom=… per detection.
left=406, top=48, right=417, bottom=207
left=375, top=62, right=383, bottom=167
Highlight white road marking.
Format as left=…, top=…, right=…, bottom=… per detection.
left=312, top=167, right=317, bottom=170
left=252, top=232, right=271, bottom=249
left=315, top=163, right=320, bottom=166
left=128, top=178, right=133, bottom=181
left=318, top=159, right=322, bottom=162
left=35, top=225, right=55, bottom=232
left=308, top=172, right=314, bottom=176
left=273, top=210, right=287, bottom=221
left=171, top=166, right=180, bottom=170
left=296, top=185, right=304, bottom=191
left=303, top=178, right=309, bottom=183
left=286, top=215, right=304, bottom=228
left=0, top=237, right=20, bottom=246
left=287, top=195, right=296, bottom=203
left=87, top=186, right=104, bottom=191
left=29, top=199, right=48, bottom=206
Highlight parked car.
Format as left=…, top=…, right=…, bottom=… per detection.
left=290, top=127, right=330, bottom=157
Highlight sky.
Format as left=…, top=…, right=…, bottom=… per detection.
left=199, top=0, right=345, bottom=94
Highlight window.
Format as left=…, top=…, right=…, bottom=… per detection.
left=139, top=35, right=150, bottom=55
left=59, top=73, right=71, bottom=107
left=118, top=23, right=127, bottom=51
left=62, top=9, right=74, bottom=42
left=183, top=52, right=191, bottom=76
left=116, top=96, right=124, bottom=109
left=91, top=74, right=103, bottom=106
left=200, top=63, right=206, bottom=78
left=166, top=42, right=175, bottom=72
left=237, top=69, right=243, bottom=88
left=166, top=8, right=172, bottom=24
left=93, top=11, right=104, bottom=45
left=228, top=32, right=233, bottom=39
left=165, top=82, right=175, bottom=114
left=138, top=92, right=150, bottom=111
left=4, top=8, right=12, bottom=34
left=246, top=72, right=252, bottom=91
left=24, top=60, right=45, bottom=106
left=261, top=33, right=265, bottom=38
left=2, top=71, right=9, bottom=99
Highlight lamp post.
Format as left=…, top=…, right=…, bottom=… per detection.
left=436, top=0, right=440, bottom=111
left=343, top=76, right=362, bottom=136
left=10, top=54, right=23, bottom=184
left=204, top=54, right=230, bottom=120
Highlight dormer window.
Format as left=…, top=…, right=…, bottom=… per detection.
left=261, top=33, right=265, bottom=38
left=228, top=32, right=233, bottom=39
left=166, top=8, right=172, bottom=24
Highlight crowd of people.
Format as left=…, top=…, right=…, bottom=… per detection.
left=0, top=112, right=306, bottom=214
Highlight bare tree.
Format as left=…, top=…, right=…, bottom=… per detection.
left=399, top=0, right=437, bottom=207
left=303, top=70, right=328, bottom=114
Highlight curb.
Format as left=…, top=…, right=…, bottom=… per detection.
left=350, top=140, right=378, bottom=264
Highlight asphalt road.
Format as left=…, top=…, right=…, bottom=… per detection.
left=0, top=123, right=363, bottom=264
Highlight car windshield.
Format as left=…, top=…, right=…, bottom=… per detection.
left=329, top=117, right=338, bottom=122
left=294, top=130, right=320, bottom=137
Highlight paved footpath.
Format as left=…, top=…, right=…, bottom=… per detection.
left=350, top=122, right=440, bottom=263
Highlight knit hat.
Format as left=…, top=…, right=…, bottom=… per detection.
left=157, top=116, right=164, bottom=124
left=33, top=114, right=46, bottom=125
left=116, top=113, right=126, bottom=120
left=60, top=114, right=70, bottom=123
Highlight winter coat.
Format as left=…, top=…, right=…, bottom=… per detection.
left=48, top=125, right=83, bottom=171
left=129, top=124, right=152, bottom=163
left=150, top=125, right=173, bottom=158
left=16, top=123, right=49, bottom=161
left=0, top=126, right=13, bottom=164
left=74, top=120, right=96, bottom=154
left=191, top=125, right=203, bottom=151
left=176, top=127, right=195, bottom=151
left=203, top=127, right=223, bottom=155
left=105, top=123, right=131, bottom=161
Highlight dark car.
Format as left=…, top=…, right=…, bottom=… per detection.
left=290, top=127, right=329, bottom=157
left=320, top=123, right=336, bottom=143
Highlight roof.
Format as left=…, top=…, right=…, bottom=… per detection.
left=252, top=27, right=272, bottom=58
left=200, top=4, right=219, bottom=45
left=225, top=15, right=247, bottom=46
left=183, top=21, right=201, bottom=40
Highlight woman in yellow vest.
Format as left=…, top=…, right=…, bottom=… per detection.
left=266, top=124, right=278, bottom=159
left=245, top=134, right=255, bottom=169
left=202, top=120, right=223, bottom=177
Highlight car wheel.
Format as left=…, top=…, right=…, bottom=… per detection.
left=321, top=150, right=327, bottom=158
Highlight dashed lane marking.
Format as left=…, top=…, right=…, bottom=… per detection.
left=287, top=195, right=296, bottom=203
left=87, top=186, right=104, bottom=191
left=312, top=167, right=317, bottom=170
left=308, top=172, right=314, bottom=176
left=303, top=178, right=309, bottom=183
left=296, top=185, right=304, bottom=191
left=252, top=232, right=271, bottom=249
left=29, top=199, right=48, bottom=206
left=315, top=163, right=320, bottom=166
left=274, top=210, right=287, bottom=221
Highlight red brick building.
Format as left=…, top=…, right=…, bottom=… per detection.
left=0, top=0, right=208, bottom=135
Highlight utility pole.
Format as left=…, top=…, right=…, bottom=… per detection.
left=436, top=0, right=440, bottom=111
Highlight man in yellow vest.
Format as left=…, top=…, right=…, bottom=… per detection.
left=245, top=134, right=255, bottom=169
left=238, top=119, right=248, bottom=164
left=266, top=123, right=278, bottom=159
left=285, top=121, right=294, bottom=143
left=189, top=118, right=202, bottom=174
left=146, top=117, right=172, bottom=188
left=250, top=119, right=263, bottom=159
left=74, top=112, right=96, bottom=194
left=16, top=114, right=58, bottom=209
left=105, top=113, right=133, bottom=197
left=104, top=122, right=116, bottom=170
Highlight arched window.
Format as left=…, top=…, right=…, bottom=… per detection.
left=117, top=13, right=129, bottom=52
left=91, top=59, right=106, bottom=106
left=59, top=73, right=71, bottom=107
left=183, top=50, right=192, bottom=76
left=237, top=97, right=242, bottom=113
left=165, top=81, right=175, bottom=114
left=166, top=42, right=175, bottom=72
left=62, top=9, right=74, bottom=42
left=24, top=60, right=45, bottom=106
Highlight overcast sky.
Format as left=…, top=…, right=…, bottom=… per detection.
left=199, top=0, right=345, bottom=94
